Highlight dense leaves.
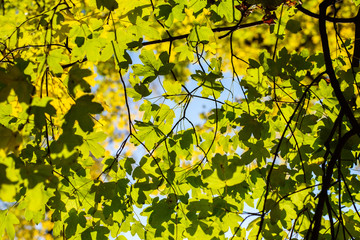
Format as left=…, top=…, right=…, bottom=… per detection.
left=1, top=0, right=360, bottom=239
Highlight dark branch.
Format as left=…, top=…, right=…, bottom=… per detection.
left=318, top=0, right=360, bottom=136
left=310, top=129, right=356, bottom=240
left=142, top=21, right=264, bottom=46
left=256, top=72, right=326, bottom=240
left=352, top=9, right=360, bottom=68
left=296, top=4, right=357, bottom=23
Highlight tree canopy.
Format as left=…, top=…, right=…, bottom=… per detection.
left=1, top=0, right=360, bottom=239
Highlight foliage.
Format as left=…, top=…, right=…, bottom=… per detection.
left=1, top=0, right=360, bottom=239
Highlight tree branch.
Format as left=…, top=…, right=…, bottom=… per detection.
left=318, top=0, right=360, bottom=136
left=296, top=4, right=357, bottom=23
left=256, top=72, right=326, bottom=240
left=310, top=129, right=356, bottom=240
left=142, top=21, right=264, bottom=46
left=352, top=9, right=360, bottom=68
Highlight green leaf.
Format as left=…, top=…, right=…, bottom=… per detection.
left=180, top=130, right=194, bottom=150
left=0, top=62, right=34, bottom=103
left=238, top=113, right=263, bottom=140
left=132, top=64, right=157, bottom=82
left=51, top=128, right=83, bottom=154
left=47, top=49, right=70, bottom=74
left=0, top=211, right=19, bottom=240
left=188, top=25, right=213, bottom=47
left=65, top=209, right=87, bottom=238
left=17, top=183, right=55, bottom=223
left=78, top=129, right=106, bottom=158
left=155, top=3, right=185, bottom=28
left=135, top=83, right=152, bottom=98
left=131, top=221, right=145, bottom=239
left=63, top=94, right=103, bottom=132
left=147, top=198, right=175, bottom=227
left=155, top=4, right=173, bottom=27
left=0, top=163, right=16, bottom=185
left=133, top=16, right=161, bottom=40
left=25, top=184, right=50, bottom=212
left=202, top=168, right=226, bottom=188
left=217, top=0, right=234, bottom=22
left=29, top=97, right=56, bottom=128
left=163, top=78, right=182, bottom=96
left=139, top=49, right=161, bottom=71
left=96, top=0, right=118, bottom=11
left=111, top=40, right=130, bottom=68
left=0, top=102, right=13, bottom=127
left=132, top=121, right=162, bottom=149
left=173, top=44, right=194, bottom=61
left=66, top=65, right=92, bottom=97
left=0, top=124, right=22, bottom=153
left=84, top=38, right=102, bottom=62
left=286, top=19, right=302, bottom=33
